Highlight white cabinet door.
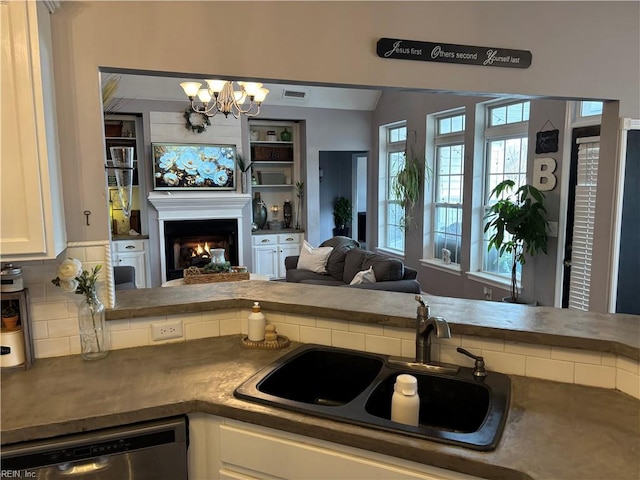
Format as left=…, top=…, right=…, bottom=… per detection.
left=0, top=1, right=66, bottom=260
left=113, top=240, right=148, bottom=288
left=219, top=420, right=483, bottom=480
left=114, top=252, right=147, bottom=288
left=278, top=243, right=300, bottom=278
left=187, top=414, right=484, bottom=480
left=252, top=245, right=278, bottom=278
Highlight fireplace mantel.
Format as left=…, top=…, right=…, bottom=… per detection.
left=148, top=191, right=252, bottom=219
left=148, top=191, right=252, bottom=282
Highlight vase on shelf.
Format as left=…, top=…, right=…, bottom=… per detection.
left=77, top=292, right=109, bottom=360
left=252, top=192, right=268, bottom=229
left=283, top=200, right=292, bottom=228
left=241, top=172, right=249, bottom=194
left=280, top=127, right=292, bottom=142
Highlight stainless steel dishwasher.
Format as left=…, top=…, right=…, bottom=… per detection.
left=0, top=416, right=188, bottom=479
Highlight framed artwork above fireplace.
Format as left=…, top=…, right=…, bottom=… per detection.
left=152, top=143, right=237, bottom=190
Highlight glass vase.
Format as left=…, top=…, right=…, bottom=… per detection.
left=252, top=192, right=268, bottom=229
left=78, top=293, right=109, bottom=360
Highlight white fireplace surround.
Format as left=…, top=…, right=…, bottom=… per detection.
left=148, top=191, right=252, bottom=283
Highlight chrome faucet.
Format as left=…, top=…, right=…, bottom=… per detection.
left=415, top=295, right=451, bottom=364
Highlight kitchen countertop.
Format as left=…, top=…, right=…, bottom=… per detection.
left=108, top=280, right=640, bottom=361
left=1, top=336, right=638, bottom=480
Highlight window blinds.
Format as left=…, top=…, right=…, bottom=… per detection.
left=568, top=137, right=600, bottom=311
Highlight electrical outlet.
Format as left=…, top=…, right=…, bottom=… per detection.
left=483, top=287, right=492, bottom=301
left=151, top=321, right=183, bottom=341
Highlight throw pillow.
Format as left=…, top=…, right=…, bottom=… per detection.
left=362, top=251, right=404, bottom=282
left=297, top=240, right=333, bottom=273
left=343, top=248, right=367, bottom=284
left=349, top=266, right=377, bottom=285
left=325, top=244, right=357, bottom=281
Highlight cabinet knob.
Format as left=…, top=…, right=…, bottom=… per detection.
left=125, top=245, right=135, bottom=249
left=285, top=237, right=294, bottom=241
left=261, top=239, right=270, bottom=243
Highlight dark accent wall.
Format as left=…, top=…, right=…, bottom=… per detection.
left=616, top=130, right=640, bottom=314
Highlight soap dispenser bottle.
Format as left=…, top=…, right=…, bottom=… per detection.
left=247, top=302, right=266, bottom=342
left=391, top=374, right=420, bottom=426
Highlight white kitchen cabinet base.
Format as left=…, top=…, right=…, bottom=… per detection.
left=187, top=414, right=483, bottom=480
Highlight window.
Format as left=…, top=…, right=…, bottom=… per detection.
left=482, top=101, right=530, bottom=277
left=580, top=101, right=603, bottom=117
left=568, top=137, right=599, bottom=311
left=433, top=112, right=465, bottom=264
left=379, top=123, right=406, bottom=252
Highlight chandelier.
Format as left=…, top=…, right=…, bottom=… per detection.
left=180, top=80, right=269, bottom=119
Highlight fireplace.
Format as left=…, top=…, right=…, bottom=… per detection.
left=163, top=219, right=239, bottom=280
left=148, top=190, right=252, bottom=284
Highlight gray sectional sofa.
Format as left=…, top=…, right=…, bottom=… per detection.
left=284, top=236, right=421, bottom=293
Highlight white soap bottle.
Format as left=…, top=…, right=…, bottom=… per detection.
left=247, top=302, right=266, bottom=342
left=390, top=374, right=420, bottom=427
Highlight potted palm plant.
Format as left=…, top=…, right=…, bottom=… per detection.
left=484, top=180, right=549, bottom=304
left=332, top=196, right=353, bottom=237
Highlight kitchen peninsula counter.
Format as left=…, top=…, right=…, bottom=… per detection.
left=109, top=280, right=640, bottom=361
left=1, top=336, right=638, bottom=480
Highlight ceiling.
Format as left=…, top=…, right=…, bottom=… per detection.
left=112, top=74, right=382, bottom=112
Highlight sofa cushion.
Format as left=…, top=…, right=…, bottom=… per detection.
left=299, top=278, right=346, bottom=287
left=324, top=245, right=352, bottom=281
left=362, top=251, right=404, bottom=282
left=349, top=266, right=376, bottom=285
left=343, top=248, right=367, bottom=284
left=297, top=240, right=333, bottom=273
left=286, top=268, right=332, bottom=283
left=320, top=236, right=360, bottom=250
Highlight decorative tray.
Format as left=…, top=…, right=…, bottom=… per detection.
left=183, top=266, right=250, bottom=284
left=241, top=335, right=290, bottom=350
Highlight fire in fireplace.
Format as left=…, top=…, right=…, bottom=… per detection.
left=164, top=219, right=238, bottom=280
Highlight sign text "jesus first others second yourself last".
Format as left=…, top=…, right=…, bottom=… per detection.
left=377, top=38, right=532, bottom=69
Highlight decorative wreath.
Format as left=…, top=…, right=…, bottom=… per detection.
left=184, top=108, right=211, bottom=134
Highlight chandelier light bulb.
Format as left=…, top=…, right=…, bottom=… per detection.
left=241, top=82, right=264, bottom=97
left=254, top=87, right=269, bottom=103
left=205, top=79, right=226, bottom=93
left=197, top=89, right=212, bottom=104
left=180, top=82, right=202, bottom=98
left=234, top=90, right=247, bottom=104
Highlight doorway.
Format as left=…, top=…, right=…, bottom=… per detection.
left=318, top=151, right=368, bottom=243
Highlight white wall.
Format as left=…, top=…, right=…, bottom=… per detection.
left=49, top=1, right=640, bottom=243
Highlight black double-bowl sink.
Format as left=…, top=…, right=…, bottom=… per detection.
left=234, top=344, right=511, bottom=451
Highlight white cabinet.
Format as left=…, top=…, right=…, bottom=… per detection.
left=112, top=240, right=149, bottom=288
left=187, top=414, right=483, bottom=480
left=0, top=1, right=66, bottom=261
left=251, top=233, right=301, bottom=279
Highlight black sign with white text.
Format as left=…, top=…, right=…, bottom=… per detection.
left=377, top=38, right=531, bottom=69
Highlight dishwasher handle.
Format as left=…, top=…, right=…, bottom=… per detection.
left=57, top=456, right=111, bottom=475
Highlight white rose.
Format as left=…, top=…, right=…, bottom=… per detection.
left=59, top=279, right=79, bottom=293
left=57, top=258, right=82, bottom=281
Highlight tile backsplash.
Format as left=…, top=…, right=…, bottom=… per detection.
left=15, top=245, right=640, bottom=401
